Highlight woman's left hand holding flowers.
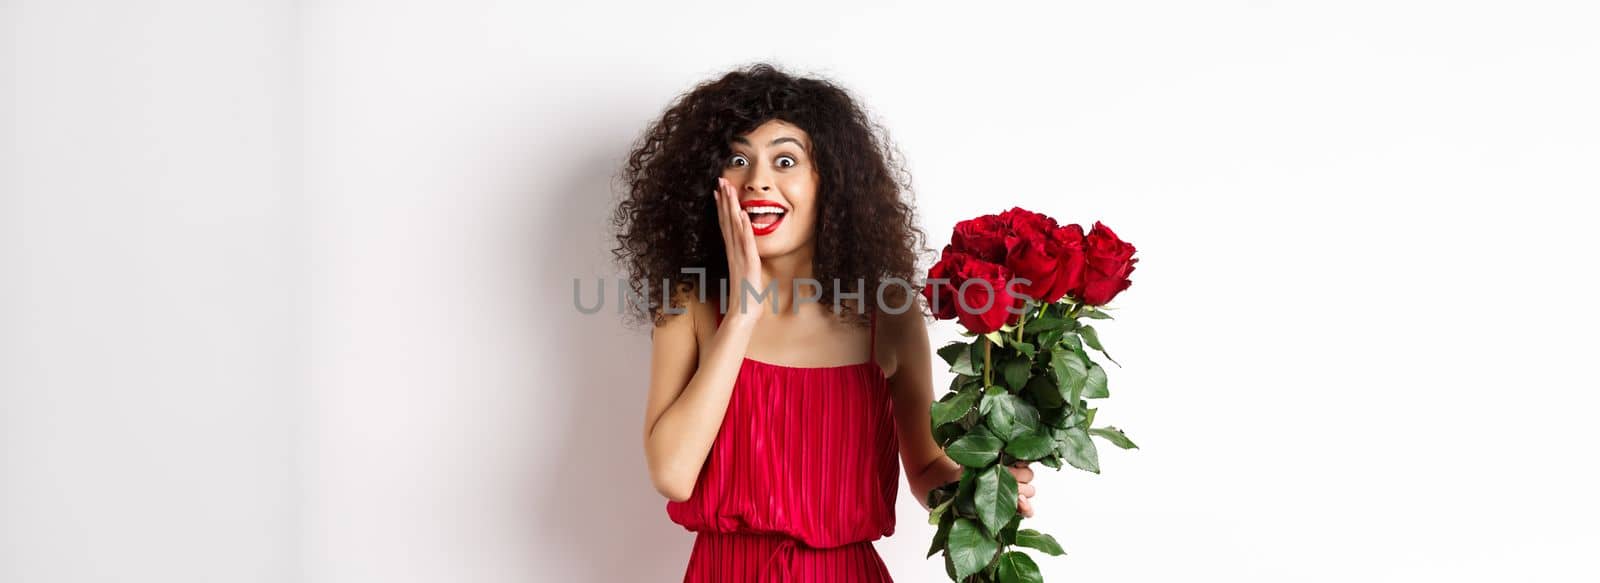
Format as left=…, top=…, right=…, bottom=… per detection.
left=1009, top=461, right=1036, bottom=518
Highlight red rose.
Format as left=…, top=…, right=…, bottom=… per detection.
left=922, top=246, right=961, bottom=320
left=999, top=207, right=1057, bottom=235
left=996, top=207, right=1075, bottom=303
left=1078, top=221, right=1138, bottom=306
left=951, top=214, right=1007, bottom=264
left=1006, top=223, right=1088, bottom=304
left=923, top=247, right=1023, bottom=333
left=953, top=256, right=1022, bottom=333
left=1048, top=224, right=1088, bottom=302
left=1002, top=228, right=1061, bottom=302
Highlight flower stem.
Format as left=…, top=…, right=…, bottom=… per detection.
left=1014, top=302, right=1028, bottom=343
left=983, top=338, right=992, bottom=387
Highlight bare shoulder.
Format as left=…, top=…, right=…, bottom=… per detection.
left=879, top=290, right=930, bottom=339
left=877, top=292, right=932, bottom=378
left=652, top=282, right=703, bottom=335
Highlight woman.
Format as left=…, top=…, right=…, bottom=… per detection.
left=614, top=62, right=1038, bottom=582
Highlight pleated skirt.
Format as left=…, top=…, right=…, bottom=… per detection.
left=681, top=531, right=894, bottom=583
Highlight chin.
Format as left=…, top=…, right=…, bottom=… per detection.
left=755, top=236, right=805, bottom=259
left=754, top=240, right=789, bottom=258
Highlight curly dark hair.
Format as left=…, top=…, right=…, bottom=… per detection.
left=611, top=62, right=932, bottom=328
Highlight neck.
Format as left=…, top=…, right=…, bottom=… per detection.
left=751, top=242, right=815, bottom=317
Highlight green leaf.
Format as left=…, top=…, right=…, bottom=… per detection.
left=1001, top=357, right=1031, bottom=393
left=970, top=338, right=989, bottom=377
left=1079, top=325, right=1103, bottom=351
left=948, top=518, right=1000, bottom=582
left=1055, top=404, right=1094, bottom=430
left=1059, top=332, right=1082, bottom=351
left=1014, top=529, right=1066, bottom=556
left=999, top=512, right=1024, bottom=546
left=983, top=393, right=1040, bottom=442
left=937, top=341, right=963, bottom=367
left=927, top=495, right=955, bottom=525
left=1025, top=315, right=1070, bottom=333
left=996, top=551, right=1043, bottom=583
left=1014, top=341, right=1036, bottom=359
left=1090, top=425, right=1140, bottom=449
left=1023, top=374, right=1062, bottom=409
left=1004, top=430, right=1055, bottom=460
left=1038, top=455, right=1063, bottom=470
left=1082, top=362, right=1109, bottom=399
left=1038, top=329, right=1065, bottom=351
left=955, top=469, right=977, bottom=516
left=933, top=422, right=966, bottom=447
left=947, top=433, right=1003, bottom=467
left=978, top=385, right=1008, bottom=415
left=1079, top=306, right=1114, bottom=320
left=1058, top=427, right=1101, bottom=473
left=947, top=374, right=982, bottom=402
left=931, top=386, right=980, bottom=428
left=939, top=342, right=978, bottom=375
left=1079, top=325, right=1121, bottom=367
left=974, top=464, right=1018, bottom=537
left=928, top=508, right=955, bottom=558
left=983, top=330, right=1005, bottom=347
left=1051, top=350, right=1087, bottom=405
left=926, top=481, right=958, bottom=511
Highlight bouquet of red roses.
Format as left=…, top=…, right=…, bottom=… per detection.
left=920, top=207, right=1140, bottom=583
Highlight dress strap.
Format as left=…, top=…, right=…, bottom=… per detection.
left=868, top=309, right=877, bottom=359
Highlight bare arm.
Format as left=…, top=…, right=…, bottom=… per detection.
left=885, top=296, right=965, bottom=510
left=641, top=177, right=765, bottom=502
left=885, top=295, right=1040, bottom=517
left=641, top=294, right=757, bottom=502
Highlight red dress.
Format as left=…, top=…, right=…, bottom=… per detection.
left=666, top=307, right=900, bottom=582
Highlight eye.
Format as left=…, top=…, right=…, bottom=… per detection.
left=728, top=154, right=748, bottom=167
left=777, top=155, right=797, bottom=168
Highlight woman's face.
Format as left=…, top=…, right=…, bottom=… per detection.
left=721, top=119, right=820, bottom=259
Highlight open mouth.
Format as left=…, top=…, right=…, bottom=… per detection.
left=740, top=199, right=788, bottom=237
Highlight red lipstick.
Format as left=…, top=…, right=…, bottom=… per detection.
left=739, top=199, right=788, bottom=237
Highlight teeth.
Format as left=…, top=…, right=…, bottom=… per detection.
left=745, top=206, right=786, bottom=215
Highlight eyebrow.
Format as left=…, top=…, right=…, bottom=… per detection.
left=732, top=136, right=806, bottom=150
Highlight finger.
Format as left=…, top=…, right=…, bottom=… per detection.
left=730, top=180, right=749, bottom=255
left=1008, top=465, right=1034, bottom=484
left=720, top=180, right=741, bottom=267
left=721, top=179, right=750, bottom=312
left=738, top=194, right=759, bottom=257
left=727, top=179, right=746, bottom=253
left=1019, top=483, right=1035, bottom=498
left=737, top=208, right=760, bottom=315
left=1018, top=496, right=1034, bottom=518
left=724, top=179, right=747, bottom=269
left=714, top=179, right=732, bottom=251
left=715, top=183, right=743, bottom=311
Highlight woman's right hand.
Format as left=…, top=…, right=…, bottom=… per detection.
left=714, top=177, right=766, bottom=322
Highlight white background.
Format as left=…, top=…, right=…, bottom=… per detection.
left=5, top=1, right=1598, bottom=581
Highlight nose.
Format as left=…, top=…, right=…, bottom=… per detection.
left=744, top=164, right=775, bottom=194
